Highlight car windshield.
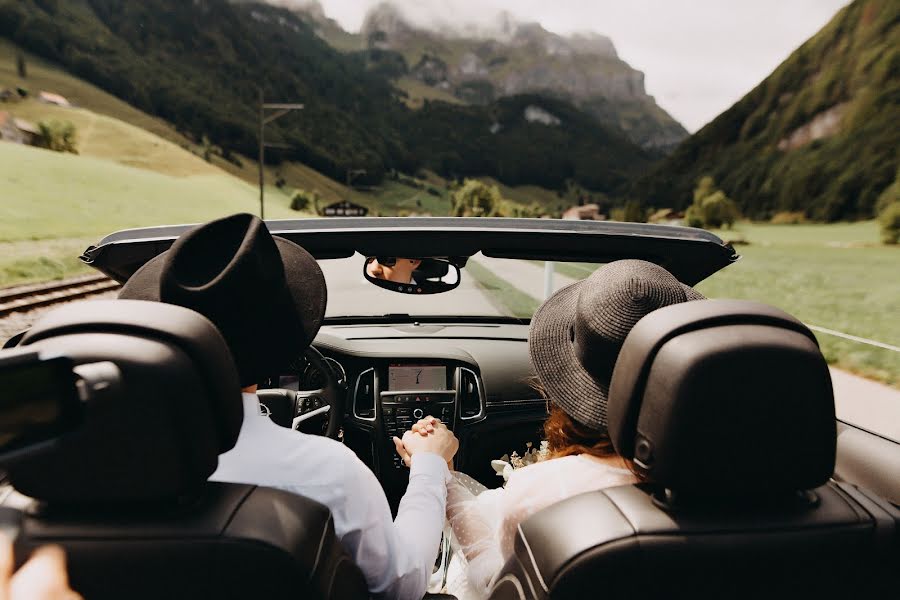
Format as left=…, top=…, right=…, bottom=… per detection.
left=321, top=253, right=597, bottom=319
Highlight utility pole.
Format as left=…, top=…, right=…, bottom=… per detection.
left=258, top=88, right=264, bottom=220
left=257, top=88, right=303, bottom=220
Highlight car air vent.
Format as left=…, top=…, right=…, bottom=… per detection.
left=458, top=367, right=484, bottom=420
left=353, top=368, right=376, bottom=421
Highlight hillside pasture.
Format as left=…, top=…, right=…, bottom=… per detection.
left=0, top=142, right=299, bottom=286
left=496, top=221, right=898, bottom=387
left=0, top=38, right=189, bottom=147
left=5, top=100, right=223, bottom=177
left=697, top=221, right=899, bottom=386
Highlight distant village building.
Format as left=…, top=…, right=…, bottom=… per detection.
left=321, top=200, right=368, bottom=217
left=562, top=203, right=606, bottom=221
left=0, top=112, right=39, bottom=145
left=38, top=91, right=71, bottom=107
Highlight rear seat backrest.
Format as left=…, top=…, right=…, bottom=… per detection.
left=1, top=300, right=368, bottom=600
left=489, top=300, right=898, bottom=600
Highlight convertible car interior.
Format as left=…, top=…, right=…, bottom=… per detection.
left=0, top=218, right=896, bottom=599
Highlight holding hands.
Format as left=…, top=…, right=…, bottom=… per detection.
left=392, top=416, right=458, bottom=468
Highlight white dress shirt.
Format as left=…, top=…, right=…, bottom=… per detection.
left=210, top=393, right=450, bottom=600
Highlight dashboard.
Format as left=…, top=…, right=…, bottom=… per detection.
left=262, top=321, right=547, bottom=510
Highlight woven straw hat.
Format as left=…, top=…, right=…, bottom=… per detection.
left=529, top=259, right=704, bottom=430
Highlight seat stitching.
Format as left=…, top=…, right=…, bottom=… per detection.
left=518, top=522, right=548, bottom=594
left=308, top=513, right=333, bottom=584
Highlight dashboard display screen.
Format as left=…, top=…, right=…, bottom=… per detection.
left=388, top=365, right=447, bottom=391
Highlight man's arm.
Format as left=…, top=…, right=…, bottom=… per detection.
left=338, top=423, right=457, bottom=599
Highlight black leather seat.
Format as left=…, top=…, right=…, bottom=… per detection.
left=490, top=300, right=899, bottom=600
left=0, top=300, right=368, bottom=600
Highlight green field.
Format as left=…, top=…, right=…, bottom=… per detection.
left=0, top=142, right=301, bottom=286
left=698, top=222, right=899, bottom=387
left=5, top=100, right=225, bottom=177
left=517, top=222, right=899, bottom=387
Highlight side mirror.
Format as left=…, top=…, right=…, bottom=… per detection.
left=363, top=257, right=461, bottom=295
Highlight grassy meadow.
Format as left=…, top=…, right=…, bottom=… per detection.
left=697, top=221, right=899, bottom=387
left=0, top=142, right=300, bottom=286
left=508, top=222, right=898, bottom=387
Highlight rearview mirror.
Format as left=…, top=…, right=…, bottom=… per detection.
left=363, top=257, right=461, bottom=294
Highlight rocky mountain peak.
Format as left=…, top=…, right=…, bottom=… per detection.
left=258, top=0, right=327, bottom=21
left=266, top=1, right=685, bottom=151
left=354, top=2, right=682, bottom=150
left=361, top=2, right=416, bottom=46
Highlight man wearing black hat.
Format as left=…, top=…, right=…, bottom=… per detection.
left=120, top=213, right=458, bottom=600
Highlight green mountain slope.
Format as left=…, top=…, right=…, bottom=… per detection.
left=407, top=95, right=645, bottom=191
left=0, top=0, right=652, bottom=194
left=635, top=0, right=898, bottom=221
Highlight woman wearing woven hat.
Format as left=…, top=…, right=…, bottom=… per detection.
left=402, top=259, right=704, bottom=597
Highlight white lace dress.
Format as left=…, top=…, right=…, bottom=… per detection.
left=443, top=455, right=638, bottom=598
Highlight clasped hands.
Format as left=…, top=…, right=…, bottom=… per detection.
left=392, top=416, right=458, bottom=469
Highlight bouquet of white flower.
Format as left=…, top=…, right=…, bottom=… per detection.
left=491, top=441, right=549, bottom=484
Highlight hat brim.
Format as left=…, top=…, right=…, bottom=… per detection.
left=529, top=280, right=608, bottom=429
left=119, top=236, right=327, bottom=350
left=529, top=278, right=703, bottom=430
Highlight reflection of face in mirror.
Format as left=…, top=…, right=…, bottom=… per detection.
left=363, top=256, right=462, bottom=294
left=366, top=257, right=422, bottom=284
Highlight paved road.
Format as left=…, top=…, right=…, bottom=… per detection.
left=469, top=255, right=577, bottom=302
left=830, top=368, right=900, bottom=441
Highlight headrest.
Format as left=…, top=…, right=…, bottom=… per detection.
left=608, top=300, right=835, bottom=499
left=414, top=259, right=450, bottom=279
left=4, top=300, right=242, bottom=505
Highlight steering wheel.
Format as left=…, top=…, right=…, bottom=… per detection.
left=257, top=346, right=347, bottom=439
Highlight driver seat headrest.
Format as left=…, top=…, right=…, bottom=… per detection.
left=5, top=300, right=243, bottom=506
left=607, top=299, right=836, bottom=500
left=413, top=259, right=450, bottom=279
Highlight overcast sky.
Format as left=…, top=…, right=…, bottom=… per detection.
left=310, top=0, right=850, bottom=132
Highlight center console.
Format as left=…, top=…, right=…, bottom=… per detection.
left=382, top=364, right=457, bottom=469
left=350, top=360, right=485, bottom=479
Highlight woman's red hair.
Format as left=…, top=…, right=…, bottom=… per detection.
left=543, top=403, right=617, bottom=459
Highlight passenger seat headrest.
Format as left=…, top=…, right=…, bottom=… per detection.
left=608, top=300, right=835, bottom=499
left=5, top=300, right=242, bottom=505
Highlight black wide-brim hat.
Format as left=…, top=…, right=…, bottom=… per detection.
left=529, top=260, right=704, bottom=431
left=119, top=213, right=326, bottom=387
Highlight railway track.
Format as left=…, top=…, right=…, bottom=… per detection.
left=0, top=274, right=121, bottom=318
